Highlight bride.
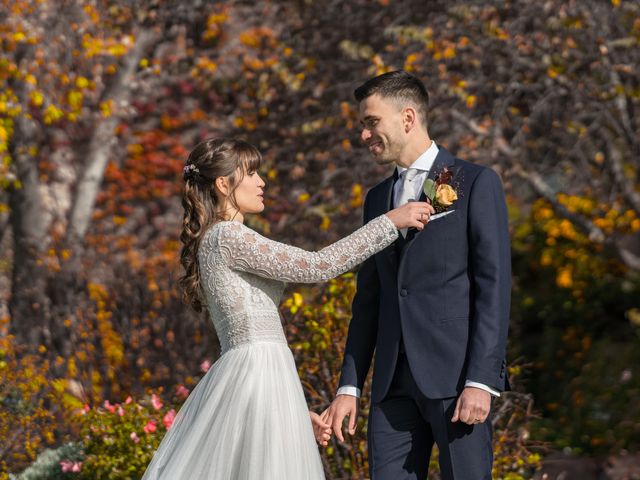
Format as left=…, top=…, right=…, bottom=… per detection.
left=141, top=137, right=433, bottom=479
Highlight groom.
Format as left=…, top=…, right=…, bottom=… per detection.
left=322, top=71, right=511, bottom=479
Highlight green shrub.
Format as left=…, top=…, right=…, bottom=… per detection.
left=71, top=392, right=183, bottom=480
left=9, top=443, right=82, bottom=480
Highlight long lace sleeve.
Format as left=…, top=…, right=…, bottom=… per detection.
left=216, top=214, right=398, bottom=283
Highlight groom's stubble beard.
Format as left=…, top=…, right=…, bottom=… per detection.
left=373, top=130, right=405, bottom=166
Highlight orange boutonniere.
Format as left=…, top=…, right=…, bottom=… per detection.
left=422, top=167, right=460, bottom=213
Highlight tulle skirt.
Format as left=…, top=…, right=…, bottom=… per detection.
left=141, top=341, right=325, bottom=479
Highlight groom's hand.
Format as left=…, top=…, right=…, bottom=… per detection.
left=451, top=387, right=491, bottom=425
left=321, top=394, right=359, bottom=442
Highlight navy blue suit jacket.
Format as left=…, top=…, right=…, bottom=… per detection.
left=339, top=147, right=511, bottom=403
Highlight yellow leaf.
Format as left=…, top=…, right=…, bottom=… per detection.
left=443, top=46, right=456, bottom=59
left=100, top=100, right=112, bottom=117
left=43, top=104, right=64, bottom=125
left=556, top=268, right=573, bottom=288
left=30, top=90, right=43, bottom=107
left=297, top=192, right=310, bottom=203
left=466, top=95, right=477, bottom=108
left=594, top=152, right=604, bottom=164
left=67, top=90, right=83, bottom=110
left=75, top=77, right=89, bottom=89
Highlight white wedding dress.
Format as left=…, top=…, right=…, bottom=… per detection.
left=141, top=214, right=398, bottom=479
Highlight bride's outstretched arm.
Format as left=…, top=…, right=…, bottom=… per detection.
left=215, top=214, right=398, bottom=283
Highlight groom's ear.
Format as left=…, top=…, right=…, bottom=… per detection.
left=402, top=106, right=417, bottom=133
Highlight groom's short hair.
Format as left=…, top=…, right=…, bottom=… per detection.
left=354, top=70, right=430, bottom=129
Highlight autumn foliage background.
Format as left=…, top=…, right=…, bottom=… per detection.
left=1, top=0, right=639, bottom=478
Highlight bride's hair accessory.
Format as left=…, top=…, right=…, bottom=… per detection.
left=183, top=163, right=200, bottom=180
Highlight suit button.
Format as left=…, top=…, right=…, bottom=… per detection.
left=400, top=288, right=408, bottom=297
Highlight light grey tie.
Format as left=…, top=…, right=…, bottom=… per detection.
left=397, top=168, right=419, bottom=237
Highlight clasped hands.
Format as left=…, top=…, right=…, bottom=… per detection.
left=309, top=387, right=491, bottom=446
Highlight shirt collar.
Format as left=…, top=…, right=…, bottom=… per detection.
left=396, top=140, right=439, bottom=176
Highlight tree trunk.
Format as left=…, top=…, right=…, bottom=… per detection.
left=9, top=28, right=156, bottom=348
left=8, top=115, right=53, bottom=347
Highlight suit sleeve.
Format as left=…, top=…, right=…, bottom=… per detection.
left=466, top=167, right=511, bottom=391
left=338, top=192, right=382, bottom=392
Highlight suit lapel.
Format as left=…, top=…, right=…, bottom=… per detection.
left=401, top=147, right=457, bottom=251
left=369, top=172, right=399, bottom=273
left=426, top=145, right=457, bottom=185
left=370, top=173, right=396, bottom=216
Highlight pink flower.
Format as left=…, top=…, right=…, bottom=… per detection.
left=144, top=420, right=157, bottom=434
left=151, top=393, right=163, bottom=410
left=125, top=396, right=133, bottom=404
left=130, top=432, right=140, bottom=443
left=79, top=404, right=90, bottom=415
left=103, top=400, right=116, bottom=413
left=200, top=359, right=211, bottom=373
left=163, top=409, right=176, bottom=430
left=60, top=460, right=82, bottom=472
left=176, top=385, right=190, bottom=400
left=117, top=405, right=125, bottom=416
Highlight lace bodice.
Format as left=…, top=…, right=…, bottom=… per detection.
left=197, top=214, right=398, bottom=353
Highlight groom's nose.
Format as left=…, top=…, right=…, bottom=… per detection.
left=361, top=128, right=372, bottom=142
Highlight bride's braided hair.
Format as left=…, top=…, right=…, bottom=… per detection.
left=180, top=138, right=263, bottom=312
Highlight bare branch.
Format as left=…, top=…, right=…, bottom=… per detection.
left=66, top=28, right=157, bottom=243
left=606, top=134, right=640, bottom=214
left=452, top=109, right=640, bottom=271
left=515, top=164, right=640, bottom=270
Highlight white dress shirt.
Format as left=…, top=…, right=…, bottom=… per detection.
left=393, top=140, right=439, bottom=208
left=337, top=141, right=500, bottom=399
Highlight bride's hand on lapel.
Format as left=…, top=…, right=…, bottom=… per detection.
left=385, top=201, right=434, bottom=230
